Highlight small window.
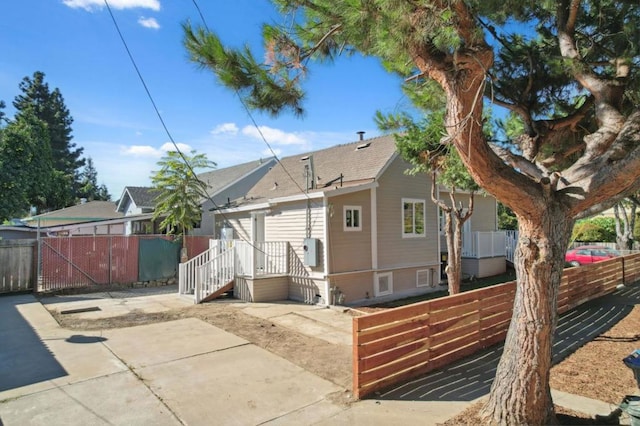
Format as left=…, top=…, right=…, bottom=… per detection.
left=402, top=198, right=426, bottom=238
left=375, top=272, right=393, bottom=296
left=344, top=205, right=362, bottom=232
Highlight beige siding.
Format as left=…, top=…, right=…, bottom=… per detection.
left=289, top=276, right=323, bottom=303
left=326, top=190, right=372, bottom=273
left=266, top=202, right=325, bottom=273
left=330, top=272, right=374, bottom=304
left=330, top=266, right=442, bottom=306
left=439, top=192, right=497, bottom=232
left=224, top=214, right=252, bottom=241
left=376, top=157, right=439, bottom=268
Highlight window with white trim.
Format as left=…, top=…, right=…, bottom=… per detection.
left=374, top=272, right=393, bottom=296
left=344, top=205, right=362, bottom=231
left=402, top=198, right=426, bottom=237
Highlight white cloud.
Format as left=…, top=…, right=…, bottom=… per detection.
left=211, top=122, right=239, bottom=135
left=241, top=125, right=306, bottom=146
left=138, top=16, right=160, bottom=29
left=120, top=142, right=192, bottom=158
left=121, top=145, right=163, bottom=157
left=62, top=0, right=160, bottom=12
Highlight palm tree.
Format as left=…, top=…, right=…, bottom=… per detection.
left=150, top=150, right=215, bottom=261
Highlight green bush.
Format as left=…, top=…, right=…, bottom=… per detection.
left=571, top=217, right=616, bottom=242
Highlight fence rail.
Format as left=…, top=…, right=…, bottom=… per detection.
left=352, top=253, right=640, bottom=399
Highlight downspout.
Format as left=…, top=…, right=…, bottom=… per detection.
left=323, top=195, right=330, bottom=306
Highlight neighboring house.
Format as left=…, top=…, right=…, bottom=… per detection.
left=184, top=135, right=505, bottom=306
left=194, top=157, right=277, bottom=237
left=438, top=190, right=505, bottom=279
left=116, top=187, right=159, bottom=235
left=0, top=225, right=38, bottom=240
left=23, top=200, right=125, bottom=236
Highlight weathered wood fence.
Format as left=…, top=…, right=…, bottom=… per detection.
left=353, top=253, right=640, bottom=399
left=0, top=239, right=37, bottom=293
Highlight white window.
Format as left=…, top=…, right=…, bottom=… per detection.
left=416, top=269, right=433, bottom=288
left=374, top=272, right=393, bottom=296
left=402, top=198, right=426, bottom=237
left=344, top=205, right=362, bottom=231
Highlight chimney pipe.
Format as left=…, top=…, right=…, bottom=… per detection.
left=357, top=131, right=365, bottom=141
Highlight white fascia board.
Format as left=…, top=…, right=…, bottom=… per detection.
left=324, top=181, right=378, bottom=197
left=216, top=202, right=271, bottom=214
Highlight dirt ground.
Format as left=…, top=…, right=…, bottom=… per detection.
left=49, top=296, right=640, bottom=424
left=50, top=302, right=354, bottom=392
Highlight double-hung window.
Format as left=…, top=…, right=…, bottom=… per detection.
left=402, top=198, right=425, bottom=237
left=344, top=205, right=362, bottom=231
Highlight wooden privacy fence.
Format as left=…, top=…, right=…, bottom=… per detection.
left=353, top=253, right=640, bottom=399
left=0, top=239, right=37, bottom=293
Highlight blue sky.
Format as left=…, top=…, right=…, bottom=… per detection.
left=0, top=0, right=409, bottom=199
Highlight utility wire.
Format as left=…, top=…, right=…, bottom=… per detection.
left=103, top=0, right=274, bottom=254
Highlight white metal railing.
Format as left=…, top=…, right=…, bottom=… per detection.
left=461, top=231, right=507, bottom=259
left=195, top=248, right=235, bottom=303
left=234, top=240, right=289, bottom=278
left=179, top=246, right=215, bottom=295
left=181, top=239, right=290, bottom=303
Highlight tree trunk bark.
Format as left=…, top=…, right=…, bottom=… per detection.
left=443, top=212, right=462, bottom=294
left=480, top=203, right=573, bottom=425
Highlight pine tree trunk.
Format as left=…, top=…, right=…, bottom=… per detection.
left=480, top=204, right=573, bottom=425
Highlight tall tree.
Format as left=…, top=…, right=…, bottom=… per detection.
left=150, top=150, right=215, bottom=259
left=77, top=157, right=111, bottom=202
left=0, top=109, right=54, bottom=221
left=377, top=109, right=477, bottom=294
left=13, top=71, right=84, bottom=210
left=184, top=1, right=640, bottom=423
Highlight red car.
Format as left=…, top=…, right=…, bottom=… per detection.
left=565, top=245, right=619, bottom=267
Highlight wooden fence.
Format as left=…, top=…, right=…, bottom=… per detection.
left=353, top=253, right=640, bottom=399
left=0, top=239, right=37, bottom=293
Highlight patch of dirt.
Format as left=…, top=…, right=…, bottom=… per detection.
left=50, top=303, right=354, bottom=393
left=443, top=304, right=640, bottom=425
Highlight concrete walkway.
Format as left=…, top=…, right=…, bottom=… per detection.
left=1, top=286, right=636, bottom=425
left=0, top=293, right=471, bottom=425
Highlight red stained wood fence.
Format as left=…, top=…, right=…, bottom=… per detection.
left=353, top=253, right=640, bottom=399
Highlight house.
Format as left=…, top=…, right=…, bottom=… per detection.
left=182, top=135, right=505, bottom=305
left=23, top=200, right=125, bottom=236
left=193, top=157, right=277, bottom=237
left=116, top=187, right=159, bottom=235
left=113, top=159, right=277, bottom=236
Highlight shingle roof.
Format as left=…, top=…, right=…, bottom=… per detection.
left=239, top=135, right=398, bottom=206
left=198, top=158, right=275, bottom=196
left=124, top=186, right=157, bottom=208
left=26, top=200, right=122, bottom=225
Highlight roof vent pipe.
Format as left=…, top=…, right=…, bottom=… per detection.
left=357, top=131, right=365, bottom=141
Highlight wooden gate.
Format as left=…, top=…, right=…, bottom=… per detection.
left=0, top=239, right=36, bottom=293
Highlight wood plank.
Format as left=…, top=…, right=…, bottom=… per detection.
left=359, top=324, right=431, bottom=357
left=357, top=312, right=430, bottom=344
left=358, top=347, right=431, bottom=385
left=429, top=301, right=480, bottom=324
left=355, top=302, right=431, bottom=330
left=430, top=321, right=479, bottom=348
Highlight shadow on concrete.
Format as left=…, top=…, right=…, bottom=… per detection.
left=377, top=283, right=640, bottom=402
left=0, top=295, right=67, bottom=392
left=66, top=335, right=107, bottom=344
